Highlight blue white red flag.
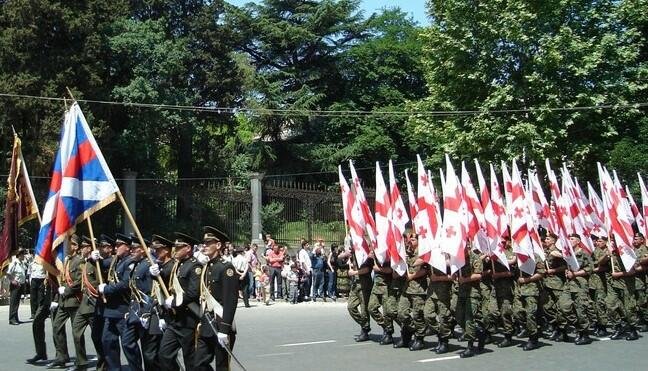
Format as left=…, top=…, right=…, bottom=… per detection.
left=34, top=103, right=119, bottom=272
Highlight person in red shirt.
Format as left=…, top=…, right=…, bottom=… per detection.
left=266, top=244, right=285, bottom=300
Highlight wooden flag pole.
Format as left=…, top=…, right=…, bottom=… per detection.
left=86, top=215, right=107, bottom=303
left=115, top=190, right=171, bottom=297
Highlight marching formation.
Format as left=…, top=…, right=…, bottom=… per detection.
left=26, top=227, right=239, bottom=371
left=340, top=155, right=648, bottom=358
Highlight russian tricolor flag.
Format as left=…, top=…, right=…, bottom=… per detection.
left=34, top=102, right=119, bottom=273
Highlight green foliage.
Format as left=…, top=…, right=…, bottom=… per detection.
left=261, top=201, right=284, bottom=236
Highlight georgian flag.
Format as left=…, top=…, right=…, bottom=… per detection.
left=587, top=181, right=608, bottom=237
left=414, top=155, right=445, bottom=272
left=545, top=160, right=579, bottom=270
left=638, top=174, right=648, bottom=238
left=388, top=160, right=408, bottom=276
left=374, top=162, right=393, bottom=265
left=441, top=155, right=467, bottom=274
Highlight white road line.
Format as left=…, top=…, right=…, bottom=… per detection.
left=416, top=355, right=461, bottom=363
left=596, top=337, right=611, bottom=341
left=279, top=340, right=337, bottom=347
left=342, top=343, right=373, bottom=347
left=257, top=352, right=294, bottom=357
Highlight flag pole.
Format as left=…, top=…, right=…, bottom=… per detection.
left=86, top=215, right=107, bottom=303
left=115, top=190, right=171, bottom=297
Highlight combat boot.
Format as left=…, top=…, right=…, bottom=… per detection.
left=409, top=337, right=425, bottom=351
left=625, top=327, right=639, bottom=341
left=459, top=341, right=477, bottom=358
left=379, top=331, right=393, bottom=345
left=435, top=338, right=449, bottom=354
left=476, top=329, right=488, bottom=352
left=432, top=336, right=441, bottom=352
left=549, top=329, right=561, bottom=341
left=610, top=325, right=625, bottom=340
left=393, top=330, right=412, bottom=348
left=497, top=334, right=513, bottom=348
left=560, top=329, right=570, bottom=342
left=523, top=335, right=541, bottom=351
left=355, top=328, right=370, bottom=342
left=640, top=324, right=648, bottom=333
left=575, top=331, right=592, bottom=345
left=594, top=325, right=608, bottom=337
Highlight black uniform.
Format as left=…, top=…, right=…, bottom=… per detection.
left=159, top=256, right=203, bottom=371
left=195, top=258, right=239, bottom=371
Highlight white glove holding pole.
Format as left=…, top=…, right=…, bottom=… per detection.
left=197, top=252, right=209, bottom=265
left=164, top=295, right=175, bottom=309
left=217, top=332, right=230, bottom=348
left=149, top=264, right=160, bottom=277
left=58, top=286, right=66, bottom=295
left=98, top=283, right=106, bottom=293
left=90, top=250, right=101, bottom=261
left=158, top=319, right=167, bottom=331
left=49, top=302, right=59, bottom=311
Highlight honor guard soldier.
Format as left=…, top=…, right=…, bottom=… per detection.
left=145, top=234, right=175, bottom=359
left=195, top=226, right=240, bottom=371
left=68, top=236, right=100, bottom=371
left=97, top=233, right=136, bottom=371
left=89, top=234, right=116, bottom=371
left=153, top=232, right=202, bottom=371
left=48, top=235, right=83, bottom=370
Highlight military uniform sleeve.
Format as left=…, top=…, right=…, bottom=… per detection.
left=219, top=264, right=240, bottom=335
left=183, top=261, right=202, bottom=304
left=64, top=256, right=83, bottom=298
left=536, top=259, right=546, bottom=275
left=104, top=259, right=133, bottom=296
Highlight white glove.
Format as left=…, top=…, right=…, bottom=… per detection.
left=164, top=295, right=174, bottom=309
left=98, top=283, right=106, bottom=293
left=90, top=250, right=101, bottom=261
left=49, top=302, right=59, bottom=311
left=197, top=252, right=209, bottom=265
left=217, top=332, right=230, bottom=348
left=149, top=264, right=160, bottom=277
left=58, top=286, right=66, bottom=295
left=158, top=319, right=167, bottom=331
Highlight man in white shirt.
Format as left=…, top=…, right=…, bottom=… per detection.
left=298, top=241, right=313, bottom=300
left=232, top=246, right=250, bottom=307
left=6, top=249, right=28, bottom=325
left=29, top=259, right=47, bottom=319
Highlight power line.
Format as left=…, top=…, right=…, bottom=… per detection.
left=0, top=92, right=646, bottom=118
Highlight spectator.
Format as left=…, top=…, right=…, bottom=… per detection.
left=232, top=246, right=250, bottom=308
left=266, top=244, right=285, bottom=300
left=260, top=265, right=271, bottom=305
left=253, top=264, right=263, bottom=301
left=336, top=250, right=351, bottom=297
left=327, top=243, right=339, bottom=301
left=245, top=244, right=259, bottom=299
left=6, top=249, right=28, bottom=325
left=298, top=240, right=312, bottom=300
left=29, top=258, right=47, bottom=320
left=265, top=234, right=275, bottom=250
left=286, top=264, right=300, bottom=304
left=281, top=255, right=293, bottom=301
left=311, top=246, right=326, bottom=301
left=222, top=245, right=233, bottom=263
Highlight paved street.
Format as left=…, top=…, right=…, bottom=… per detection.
left=2, top=300, right=648, bottom=371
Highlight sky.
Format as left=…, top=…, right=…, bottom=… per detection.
left=226, top=1, right=430, bottom=26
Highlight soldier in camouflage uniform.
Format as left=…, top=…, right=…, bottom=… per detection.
left=590, top=236, right=610, bottom=336
left=631, top=233, right=648, bottom=331
left=607, top=239, right=640, bottom=341
left=367, top=252, right=395, bottom=344
left=455, top=243, right=484, bottom=358
left=488, top=245, right=517, bottom=348
left=543, top=233, right=572, bottom=342
left=423, top=252, right=453, bottom=354
left=565, top=234, right=593, bottom=345
left=518, top=254, right=546, bottom=351
left=395, top=234, right=429, bottom=351
left=347, top=249, right=373, bottom=342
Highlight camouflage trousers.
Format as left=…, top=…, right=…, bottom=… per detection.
left=542, top=288, right=573, bottom=329
left=347, top=283, right=370, bottom=331
left=397, top=294, right=427, bottom=338
left=607, top=286, right=638, bottom=328
left=423, top=292, right=453, bottom=340
left=456, top=295, right=482, bottom=342
left=368, top=291, right=397, bottom=334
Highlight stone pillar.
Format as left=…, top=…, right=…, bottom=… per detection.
left=123, top=170, right=137, bottom=235
left=250, top=172, right=264, bottom=246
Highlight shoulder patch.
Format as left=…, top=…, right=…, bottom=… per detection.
left=226, top=268, right=234, bottom=277
left=195, top=267, right=203, bottom=275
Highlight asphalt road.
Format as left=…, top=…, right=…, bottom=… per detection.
left=2, top=300, right=648, bottom=371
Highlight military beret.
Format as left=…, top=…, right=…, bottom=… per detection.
left=81, top=235, right=96, bottom=247
left=203, top=226, right=229, bottom=243
left=151, top=234, right=173, bottom=249
left=635, top=232, right=645, bottom=239
left=568, top=233, right=581, bottom=240
left=99, top=234, right=115, bottom=246
left=129, top=233, right=150, bottom=248
left=174, top=232, right=198, bottom=247
left=115, top=233, right=132, bottom=246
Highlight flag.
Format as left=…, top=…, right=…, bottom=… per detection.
left=587, top=181, right=608, bottom=237
left=625, top=185, right=646, bottom=238
left=34, top=103, right=120, bottom=273
left=1, top=133, right=40, bottom=271
left=560, top=166, right=594, bottom=254
left=528, top=169, right=555, bottom=233
left=388, top=160, right=408, bottom=275
left=476, top=161, right=509, bottom=269
left=545, top=160, right=579, bottom=270
left=414, top=155, right=444, bottom=272
left=347, top=161, right=372, bottom=265
left=349, top=161, right=377, bottom=251
left=404, top=169, right=418, bottom=231
left=441, top=155, right=467, bottom=274
left=374, top=162, right=393, bottom=265
left=338, top=165, right=353, bottom=227
left=638, top=174, right=648, bottom=238
left=509, top=160, right=536, bottom=274
left=598, top=163, right=636, bottom=270
left=461, top=162, right=488, bottom=252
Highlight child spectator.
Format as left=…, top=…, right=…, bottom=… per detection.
left=260, top=265, right=271, bottom=305
left=254, top=265, right=263, bottom=302
left=286, top=263, right=300, bottom=304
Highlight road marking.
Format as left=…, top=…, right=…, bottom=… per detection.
left=416, top=355, right=461, bottom=363
left=279, top=340, right=337, bottom=347
left=596, top=337, right=611, bottom=341
left=257, top=352, right=294, bottom=357
left=343, top=342, right=372, bottom=347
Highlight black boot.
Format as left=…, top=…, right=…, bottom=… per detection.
left=575, top=331, right=592, bottom=345
left=435, top=338, right=449, bottom=354
left=594, top=325, right=608, bottom=337
left=523, top=335, right=541, bottom=351
left=549, top=329, right=561, bottom=341
left=476, top=329, right=488, bottom=352
left=459, top=341, right=476, bottom=358
left=432, top=336, right=441, bottom=352
left=640, top=324, right=648, bottom=333
left=355, top=328, right=370, bottom=342
left=626, top=327, right=639, bottom=341
left=393, top=330, right=412, bottom=348
left=409, top=337, right=425, bottom=351
left=560, top=329, right=570, bottom=343
left=610, top=325, right=625, bottom=340
left=497, top=334, right=513, bottom=348
left=574, top=331, right=583, bottom=344
left=380, top=331, right=393, bottom=345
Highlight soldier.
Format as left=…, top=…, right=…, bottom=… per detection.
left=455, top=242, right=484, bottom=358
left=385, top=257, right=406, bottom=346
left=565, top=234, right=593, bottom=345
left=97, top=233, right=136, bottom=371
left=590, top=236, right=610, bottom=336
left=631, top=232, right=648, bottom=330
left=395, top=233, right=429, bottom=351
left=607, top=239, right=640, bottom=340
left=488, top=241, right=517, bottom=348
left=195, top=226, right=239, bottom=371
left=47, top=235, right=83, bottom=370
left=26, top=260, right=55, bottom=365
left=543, top=233, right=572, bottom=342
left=68, top=236, right=100, bottom=371
left=89, top=234, right=116, bottom=371
left=346, top=247, right=373, bottom=342
left=518, top=254, right=546, bottom=351
left=423, top=252, right=453, bottom=354
left=367, top=252, right=394, bottom=345
left=151, top=232, right=202, bottom=371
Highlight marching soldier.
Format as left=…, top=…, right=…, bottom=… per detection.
left=543, top=233, right=572, bottom=342
left=26, top=261, right=55, bottom=365
left=565, top=234, right=593, bottom=345
left=195, top=226, right=239, bottom=371
left=152, top=232, right=202, bottom=371
left=90, top=234, right=116, bottom=371
left=367, top=252, right=394, bottom=345
left=423, top=252, right=453, bottom=354
left=396, top=233, right=429, bottom=351
left=590, top=236, right=610, bottom=336
left=455, top=242, right=484, bottom=358
left=97, top=233, right=136, bottom=371
left=47, top=235, right=83, bottom=370
left=607, top=239, right=640, bottom=340
left=518, top=253, right=546, bottom=351
left=346, top=246, right=374, bottom=342
left=488, top=241, right=517, bottom=348
left=631, top=232, right=648, bottom=330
